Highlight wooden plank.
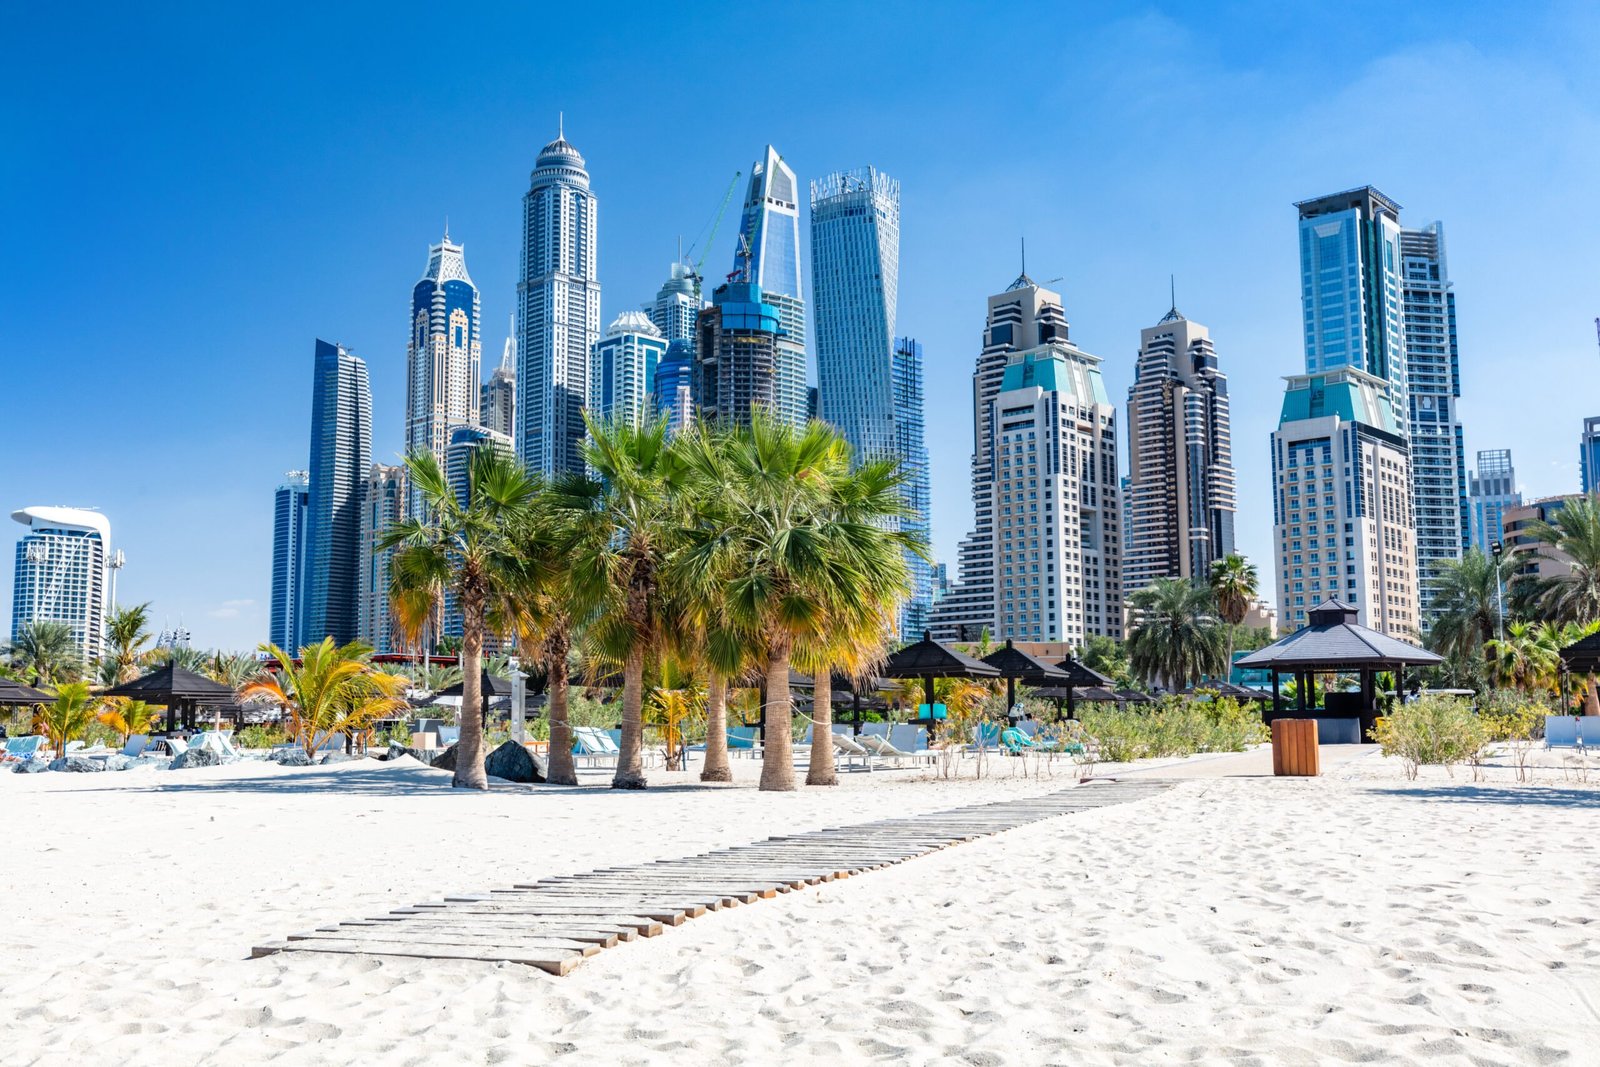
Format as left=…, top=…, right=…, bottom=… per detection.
left=290, top=929, right=601, bottom=956
left=339, top=920, right=625, bottom=947
left=253, top=938, right=583, bottom=976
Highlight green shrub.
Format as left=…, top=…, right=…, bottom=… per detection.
left=1373, top=694, right=1486, bottom=780
left=1079, top=696, right=1267, bottom=764
left=236, top=724, right=292, bottom=749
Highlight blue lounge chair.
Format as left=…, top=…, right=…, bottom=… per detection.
left=2, top=735, right=46, bottom=762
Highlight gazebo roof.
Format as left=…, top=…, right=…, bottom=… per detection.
left=983, top=640, right=1068, bottom=684
left=0, top=677, right=53, bottom=705
left=883, top=632, right=1000, bottom=679
left=1053, top=655, right=1113, bottom=687
left=1234, top=600, right=1442, bottom=671
left=1114, top=688, right=1156, bottom=704
left=102, top=661, right=237, bottom=704
left=1559, top=630, right=1600, bottom=673
left=1185, top=680, right=1273, bottom=701
left=436, top=671, right=514, bottom=699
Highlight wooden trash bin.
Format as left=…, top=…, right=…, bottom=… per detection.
left=1271, top=718, right=1320, bottom=776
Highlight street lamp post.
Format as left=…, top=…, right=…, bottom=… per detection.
left=1491, top=540, right=1506, bottom=645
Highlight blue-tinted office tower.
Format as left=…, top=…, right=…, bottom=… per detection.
left=1467, top=449, right=1520, bottom=553
left=734, top=146, right=806, bottom=426
left=270, top=471, right=309, bottom=649
left=893, top=337, right=933, bottom=637
left=303, top=340, right=371, bottom=646
left=810, top=167, right=900, bottom=460
left=653, top=339, right=696, bottom=435
left=518, top=126, right=601, bottom=477
left=406, top=232, right=481, bottom=483
left=1296, top=188, right=1408, bottom=413
left=1582, top=417, right=1600, bottom=494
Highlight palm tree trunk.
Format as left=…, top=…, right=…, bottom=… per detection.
left=760, top=641, right=797, bottom=791
left=700, top=672, right=732, bottom=783
left=612, top=646, right=647, bottom=789
left=455, top=594, right=489, bottom=790
left=806, top=668, right=838, bottom=786
left=544, top=633, right=576, bottom=786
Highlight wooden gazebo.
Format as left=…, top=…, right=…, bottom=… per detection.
left=102, top=662, right=237, bottom=732
left=1234, top=599, right=1442, bottom=742
left=882, top=632, right=999, bottom=738
left=982, top=640, right=1067, bottom=717
left=0, top=677, right=53, bottom=706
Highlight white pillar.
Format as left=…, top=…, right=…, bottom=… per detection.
left=509, top=656, right=526, bottom=743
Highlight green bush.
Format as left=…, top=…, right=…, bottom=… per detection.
left=236, top=724, right=292, bottom=749
left=1373, top=694, right=1486, bottom=780
left=1079, top=696, right=1267, bottom=764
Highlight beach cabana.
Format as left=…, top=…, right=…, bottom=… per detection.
left=882, top=632, right=999, bottom=738
left=982, top=640, right=1067, bottom=719
left=0, top=678, right=53, bottom=706
left=1051, top=656, right=1114, bottom=719
left=1234, top=599, right=1442, bottom=742
left=791, top=671, right=890, bottom=735
left=1113, top=688, right=1155, bottom=705
left=103, top=662, right=238, bottom=733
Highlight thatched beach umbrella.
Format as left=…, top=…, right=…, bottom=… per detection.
left=1052, top=655, right=1114, bottom=719
left=982, top=640, right=1067, bottom=718
left=0, top=677, right=52, bottom=706
left=103, top=661, right=236, bottom=732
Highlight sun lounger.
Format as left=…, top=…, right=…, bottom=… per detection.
left=1578, top=717, right=1600, bottom=748
left=572, top=727, right=619, bottom=768
left=826, top=731, right=872, bottom=770
left=190, top=730, right=242, bottom=762
left=2, top=735, right=46, bottom=762
left=121, top=735, right=149, bottom=758
left=889, top=724, right=929, bottom=756
left=1546, top=716, right=1579, bottom=748
left=968, top=723, right=1002, bottom=751
left=162, top=736, right=189, bottom=757
left=856, top=732, right=938, bottom=768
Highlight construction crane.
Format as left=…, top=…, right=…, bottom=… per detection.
left=727, top=233, right=752, bottom=285
left=684, top=170, right=742, bottom=290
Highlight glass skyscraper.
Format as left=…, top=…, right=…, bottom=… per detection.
left=406, top=231, right=481, bottom=487
left=589, top=312, right=666, bottom=429
left=1467, top=448, right=1520, bottom=553
left=303, top=339, right=371, bottom=646
left=810, top=167, right=900, bottom=460
left=892, top=337, right=933, bottom=637
left=357, top=463, right=406, bottom=653
left=646, top=261, right=701, bottom=351
left=734, top=145, right=806, bottom=426
left=270, top=471, right=309, bottom=650
left=518, top=126, right=601, bottom=477
left=1399, top=222, right=1468, bottom=615
left=1582, top=417, right=1600, bottom=494
left=10, top=506, right=111, bottom=661
left=653, top=339, right=696, bottom=435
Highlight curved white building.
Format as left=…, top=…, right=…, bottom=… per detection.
left=10, top=505, right=112, bottom=659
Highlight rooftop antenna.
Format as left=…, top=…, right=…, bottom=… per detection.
left=444, top=215, right=449, bottom=241
left=1170, top=274, right=1177, bottom=313
left=558, top=111, right=564, bottom=139
left=1020, top=236, right=1026, bottom=277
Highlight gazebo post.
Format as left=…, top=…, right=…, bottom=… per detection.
left=1066, top=684, right=1076, bottom=721
left=851, top=689, right=861, bottom=736
left=1270, top=668, right=1281, bottom=721
left=924, top=672, right=936, bottom=741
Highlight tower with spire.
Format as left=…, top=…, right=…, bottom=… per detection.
left=481, top=314, right=516, bottom=438
left=1122, top=291, right=1236, bottom=595
left=405, top=229, right=482, bottom=481
left=517, top=122, right=601, bottom=476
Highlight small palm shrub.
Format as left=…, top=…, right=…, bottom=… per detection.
left=236, top=724, right=292, bottom=749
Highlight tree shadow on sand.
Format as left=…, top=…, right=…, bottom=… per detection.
left=1378, top=783, right=1599, bottom=809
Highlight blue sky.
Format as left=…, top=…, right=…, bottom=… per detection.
left=4, top=2, right=1598, bottom=651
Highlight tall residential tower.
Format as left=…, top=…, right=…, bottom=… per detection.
left=270, top=471, right=309, bottom=649
left=405, top=232, right=481, bottom=480
left=10, top=506, right=111, bottom=661
left=1123, top=302, right=1236, bottom=592
left=733, top=146, right=807, bottom=426
left=481, top=317, right=516, bottom=440
left=517, top=126, right=601, bottom=476
left=1467, top=449, right=1520, bottom=554
left=302, top=340, right=372, bottom=646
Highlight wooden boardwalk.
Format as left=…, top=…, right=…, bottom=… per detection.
left=252, top=778, right=1172, bottom=976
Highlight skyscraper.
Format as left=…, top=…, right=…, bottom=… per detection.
left=517, top=125, right=600, bottom=477
left=481, top=316, right=516, bottom=439
left=1270, top=367, right=1416, bottom=636
left=1295, top=187, right=1408, bottom=412
left=357, top=463, right=406, bottom=653
left=303, top=339, right=371, bottom=646
left=810, top=167, right=900, bottom=461
left=589, top=312, right=666, bottom=428
left=931, top=274, right=1121, bottom=643
left=1581, top=416, right=1600, bottom=494
left=270, top=471, right=309, bottom=650
left=646, top=261, right=701, bottom=350
left=1399, top=222, right=1467, bottom=617
left=1123, top=302, right=1236, bottom=593
left=653, top=339, right=696, bottom=436
left=405, top=231, right=481, bottom=480
left=931, top=274, right=1069, bottom=640
left=1467, top=448, right=1521, bottom=554
left=441, top=425, right=514, bottom=646
left=10, top=506, right=110, bottom=661
left=694, top=281, right=789, bottom=427
left=893, top=337, right=933, bottom=637
left=734, top=146, right=807, bottom=426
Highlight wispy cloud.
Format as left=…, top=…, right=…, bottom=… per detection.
left=207, top=598, right=255, bottom=619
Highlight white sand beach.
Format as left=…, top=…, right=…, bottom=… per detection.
left=2, top=751, right=1597, bottom=1066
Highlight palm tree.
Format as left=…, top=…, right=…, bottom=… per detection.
left=382, top=447, right=537, bottom=789
left=3, top=620, right=82, bottom=686
left=678, top=415, right=914, bottom=791
left=203, top=650, right=263, bottom=690
left=151, top=644, right=209, bottom=673
left=795, top=607, right=895, bottom=787
left=103, top=602, right=154, bottom=683
left=1487, top=620, right=1561, bottom=692
left=1524, top=494, right=1600, bottom=624
left=242, top=639, right=409, bottom=758
left=1208, top=553, right=1258, bottom=673
left=1429, top=548, right=1516, bottom=682
left=37, top=681, right=97, bottom=758
left=97, top=697, right=159, bottom=745
left=555, top=416, right=688, bottom=790
left=1126, top=578, right=1225, bottom=690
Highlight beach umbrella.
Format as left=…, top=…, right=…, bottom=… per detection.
left=104, top=661, right=237, bottom=732
left=882, top=632, right=999, bottom=738
left=1051, top=655, right=1114, bottom=719
left=982, top=640, right=1067, bottom=717
left=0, top=677, right=52, bottom=706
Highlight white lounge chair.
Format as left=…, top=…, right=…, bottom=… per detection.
left=162, top=736, right=189, bottom=757
left=827, top=731, right=873, bottom=771
left=857, top=732, right=938, bottom=768
left=121, top=735, right=149, bottom=758
left=572, top=727, right=619, bottom=768
left=190, top=730, right=242, bottom=762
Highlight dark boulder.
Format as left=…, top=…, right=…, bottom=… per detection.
left=48, top=756, right=106, bottom=773
left=484, top=740, right=547, bottom=784
left=12, top=758, right=49, bottom=774
left=171, top=747, right=221, bottom=770
left=430, top=743, right=458, bottom=773
left=267, top=748, right=312, bottom=767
